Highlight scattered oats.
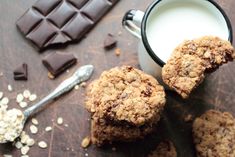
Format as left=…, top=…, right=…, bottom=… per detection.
left=81, top=137, right=91, bottom=148
left=7, top=85, right=13, bottom=92
left=85, top=153, right=89, bottom=157
left=38, top=141, right=47, bottom=149
left=80, top=82, right=87, bottom=88
left=66, top=147, right=70, bottom=151
left=20, top=132, right=30, bottom=144
left=74, top=85, right=79, bottom=90
left=3, top=154, right=12, bottom=157
left=29, top=94, right=37, bottom=102
left=30, top=125, right=38, bottom=134
left=71, top=148, right=74, bottom=152
left=45, top=126, right=52, bottom=132
left=15, top=141, right=23, bottom=149
left=57, top=117, right=63, bottom=125
left=16, top=94, right=24, bottom=103
left=0, top=91, right=3, bottom=99
left=23, top=90, right=31, bottom=99
left=48, top=72, right=55, bottom=79
left=19, top=102, right=28, bottom=108
left=64, top=124, right=69, bottom=127
left=26, top=138, right=35, bottom=146
left=21, top=146, right=30, bottom=155
left=31, top=118, right=39, bottom=125
left=115, top=48, right=121, bottom=56
left=1, top=97, right=9, bottom=105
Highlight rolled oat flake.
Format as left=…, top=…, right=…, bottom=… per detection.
left=0, top=108, right=24, bottom=143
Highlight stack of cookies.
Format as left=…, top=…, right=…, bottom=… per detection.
left=85, top=66, right=166, bottom=145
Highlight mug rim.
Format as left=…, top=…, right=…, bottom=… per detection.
left=141, top=0, right=233, bottom=67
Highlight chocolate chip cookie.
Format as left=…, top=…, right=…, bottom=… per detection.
left=193, top=110, right=235, bottom=157
left=162, top=36, right=234, bottom=98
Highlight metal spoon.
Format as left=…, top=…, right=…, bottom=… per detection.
left=1, top=65, right=94, bottom=143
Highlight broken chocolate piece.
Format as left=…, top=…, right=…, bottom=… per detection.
left=104, top=33, right=117, bottom=49
left=16, top=0, right=119, bottom=51
left=42, top=52, right=77, bottom=78
left=13, top=63, right=28, bottom=80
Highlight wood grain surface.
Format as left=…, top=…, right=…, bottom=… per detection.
left=0, top=0, right=235, bottom=157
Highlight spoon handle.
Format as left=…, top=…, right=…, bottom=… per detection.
left=23, top=65, right=94, bottom=119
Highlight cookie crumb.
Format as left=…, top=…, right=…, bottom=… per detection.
left=81, top=137, right=91, bottom=148
left=38, top=141, right=47, bottom=149
left=115, top=48, right=121, bottom=56
left=48, top=72, right=55, bottom=79
left=80, top=82, right=87, bottom=88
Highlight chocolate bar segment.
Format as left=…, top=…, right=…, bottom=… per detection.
left=16, top=0, right=119, bottom=51
left=42, top=51, right=77, bottom=77
left=13, top=63, right=28, bottom=81
left=104, top=33, right=117, bottom=49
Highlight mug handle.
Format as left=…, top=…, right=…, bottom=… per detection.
left=122, top=9, right=145, bottom=39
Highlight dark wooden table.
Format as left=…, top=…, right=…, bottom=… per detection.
left=0, top=0, right=235, bottom=157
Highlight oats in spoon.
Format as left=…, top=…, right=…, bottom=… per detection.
left=0, top=108, right=24, bottom=143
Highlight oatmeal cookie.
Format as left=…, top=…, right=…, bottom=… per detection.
left=162, top=54, right=205, bottom=98
left=148, top=140, right=177, bottom=157
left=193, top=110, right=235, bottom=157
left=86, top=66, right=166, bottom=126
left=175, top=36, right=234, bottom=71
left=162, top=36, right=234, bottom=98
left=91, top=113, right=154, bottom=146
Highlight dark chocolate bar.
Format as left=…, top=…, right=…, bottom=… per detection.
left=13, top=63, right=28, bottom=81
left=16, top=0, right=119, bottom=51
left=42, top=51, right=77, bottom=77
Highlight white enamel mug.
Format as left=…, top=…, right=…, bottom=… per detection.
left=122, top=0, right=233, bottom=82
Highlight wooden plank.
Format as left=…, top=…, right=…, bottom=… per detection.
left=0, top=0, right=234, bottom=156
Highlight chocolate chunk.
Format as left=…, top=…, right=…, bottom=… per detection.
left=42, top=52, right=77, bottom=78
left=16, top=0, right=119, bottom=51
left=13, top=63, right=28, bottom=81
left=104, top=33, right=117, bottom=49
